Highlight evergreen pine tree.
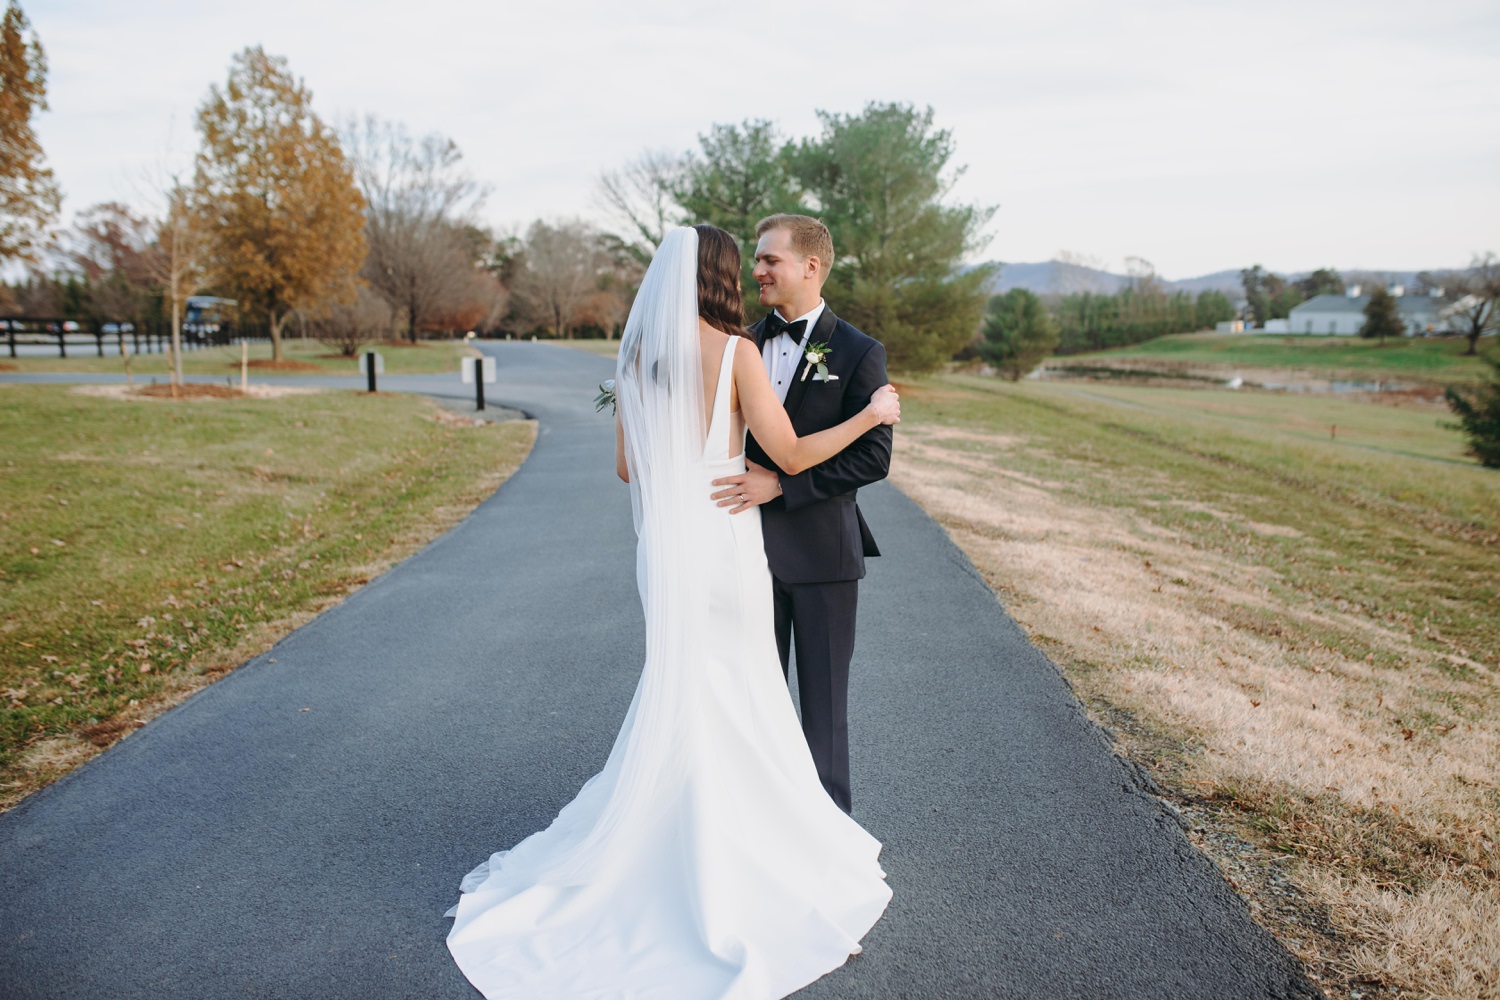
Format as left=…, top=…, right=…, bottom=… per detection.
left=1358, top=286, right=1404, bottom=346
left=1445, top=350, right=1500, bottom=468
left=978, top=289, right=1059, bottom=380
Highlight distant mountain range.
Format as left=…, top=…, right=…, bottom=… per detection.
left=983, top=261, right=1448, bottom=298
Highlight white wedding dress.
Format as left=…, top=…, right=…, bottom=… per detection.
left=445, top=229, right=891, bottom=999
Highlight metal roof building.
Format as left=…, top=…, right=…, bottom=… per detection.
left=1286, top=291, right=1445, bottom=336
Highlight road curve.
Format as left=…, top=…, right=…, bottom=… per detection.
left=0, top=343, right=1317, bottom=998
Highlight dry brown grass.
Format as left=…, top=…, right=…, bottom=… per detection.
left=892, top=380, right=1499, bottom=1000
left=72, top=383, right=320, bottom=402
left=133, top=383, right=247, bottom=398
left=239, top=358, right=323, bottom=371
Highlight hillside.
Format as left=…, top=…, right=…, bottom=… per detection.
left=985, top=262, right=1459, bottom=298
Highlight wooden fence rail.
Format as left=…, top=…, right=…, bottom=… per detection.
left=1, top=318, right=270, bottom=359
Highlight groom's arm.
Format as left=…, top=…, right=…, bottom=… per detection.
left=777, top=340, right=893, bottom=512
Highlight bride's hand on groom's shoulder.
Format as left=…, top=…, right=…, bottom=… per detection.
left=867, top=385, right=900, bottom=426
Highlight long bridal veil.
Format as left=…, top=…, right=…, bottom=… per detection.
left=550, top=225, right=714, bottom=879
left=449, top=228, right=709, bottom=891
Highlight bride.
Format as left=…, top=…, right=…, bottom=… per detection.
left=445, top=225, right=900, bottom=999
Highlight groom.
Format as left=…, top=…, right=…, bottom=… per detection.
left=710, top=214, right=893, bottom=815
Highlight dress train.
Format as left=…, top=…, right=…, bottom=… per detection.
left=446, top=339, right=890, bottom=999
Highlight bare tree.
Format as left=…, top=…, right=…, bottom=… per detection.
left=1054, top=249, right=1110, bottom=295
left=424, top=228, right=509, bottom=337
left=66, top=201, right=161, bottom=324
left=6, top=273, right=60, bottom=314
left=310, top=284, right=392, bottom=356
left=1441, top=252, right=1500, bottom=356
left=595, top=149, right=684, bottom=263
left=343, top=116, right=488, bottom=341
left=66, top=199, right=206, bottom=387
left=512, top=220, right=608, bottom=339
left=453, top=267, right=510, bottom=336
left=152, top=182, right=210, bottom=386
left=1124, top=255, right=1163, bottom=298
left=434, top=222, right=512, bottom=336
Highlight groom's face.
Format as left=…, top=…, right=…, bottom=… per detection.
left=753, top=228, right=818, bottom=314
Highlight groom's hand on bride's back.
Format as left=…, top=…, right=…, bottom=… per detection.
left=710, top=461, right=782, bottom=515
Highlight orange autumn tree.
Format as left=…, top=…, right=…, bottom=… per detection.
left=0, top=0, right=60, bottom=267
left=193, top=47, right=365, bottom=361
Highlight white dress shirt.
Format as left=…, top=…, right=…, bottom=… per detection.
left=761, top=300, right=826, bottom=404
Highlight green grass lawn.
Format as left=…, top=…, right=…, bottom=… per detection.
left=546, top=327, right=1491, bottom=386
left=547, top=338, right=621, bottom=357
left=0, top=337, right=477, bottom=377
left=915, top=375, right=1497, bottom=662
left=0, top=384, right=533, bottom=804
left=1055, top=332, right=1493, bottom=385
left=1038, top=380, right=1477, bottom=465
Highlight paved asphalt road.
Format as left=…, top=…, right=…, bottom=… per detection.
left=0, top=344, right=1318, bottom=999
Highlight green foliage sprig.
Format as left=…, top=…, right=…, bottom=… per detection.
left=801, top=341, right=833, bottom=381
left=594, top=379, right=616, bottom=415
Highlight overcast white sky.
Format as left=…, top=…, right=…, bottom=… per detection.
left=28, top=0, right=1500, bottom=279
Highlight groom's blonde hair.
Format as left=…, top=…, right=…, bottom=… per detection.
left=756, top=214, right=834, bottom=285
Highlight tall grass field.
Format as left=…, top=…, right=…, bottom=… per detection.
left=893, top=375, right=1497, bottom=998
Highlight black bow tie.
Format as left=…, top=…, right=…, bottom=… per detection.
left=762, top=313, right=808, bottom=342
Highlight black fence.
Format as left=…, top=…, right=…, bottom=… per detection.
left=1, top=318, right=270, bottom=359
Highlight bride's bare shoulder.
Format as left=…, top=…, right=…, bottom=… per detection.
left=731, top=333, right=759, bottom=362
left=729, top=334, right=767, bottom=397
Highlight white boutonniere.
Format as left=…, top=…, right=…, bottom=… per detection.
left=800, top=341, right=837, bottom=382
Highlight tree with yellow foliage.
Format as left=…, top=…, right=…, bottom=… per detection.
left=0, top=0, right=61, bottom=266
left=193, top=47, right=365, bottom=361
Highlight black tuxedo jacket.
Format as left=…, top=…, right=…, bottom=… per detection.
left=745, top=306, right=893, bottom=584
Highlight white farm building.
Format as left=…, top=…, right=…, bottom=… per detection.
left=1286, top=289, right=1446, bottom=336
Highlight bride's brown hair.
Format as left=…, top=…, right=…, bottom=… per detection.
left=693, top=224, right=746, bottom=337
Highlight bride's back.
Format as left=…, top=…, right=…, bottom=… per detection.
left=698, top=323, right=745, bottom=457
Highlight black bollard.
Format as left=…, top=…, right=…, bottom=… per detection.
left=475, top=359, right=486, bottom=412
left=365, top=350, right=378, bottom=393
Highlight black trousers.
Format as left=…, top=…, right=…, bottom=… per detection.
left=771, top=576, right=859, bottom=814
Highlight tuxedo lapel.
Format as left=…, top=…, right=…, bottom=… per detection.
left=781, top=307, right=838, bottom=423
